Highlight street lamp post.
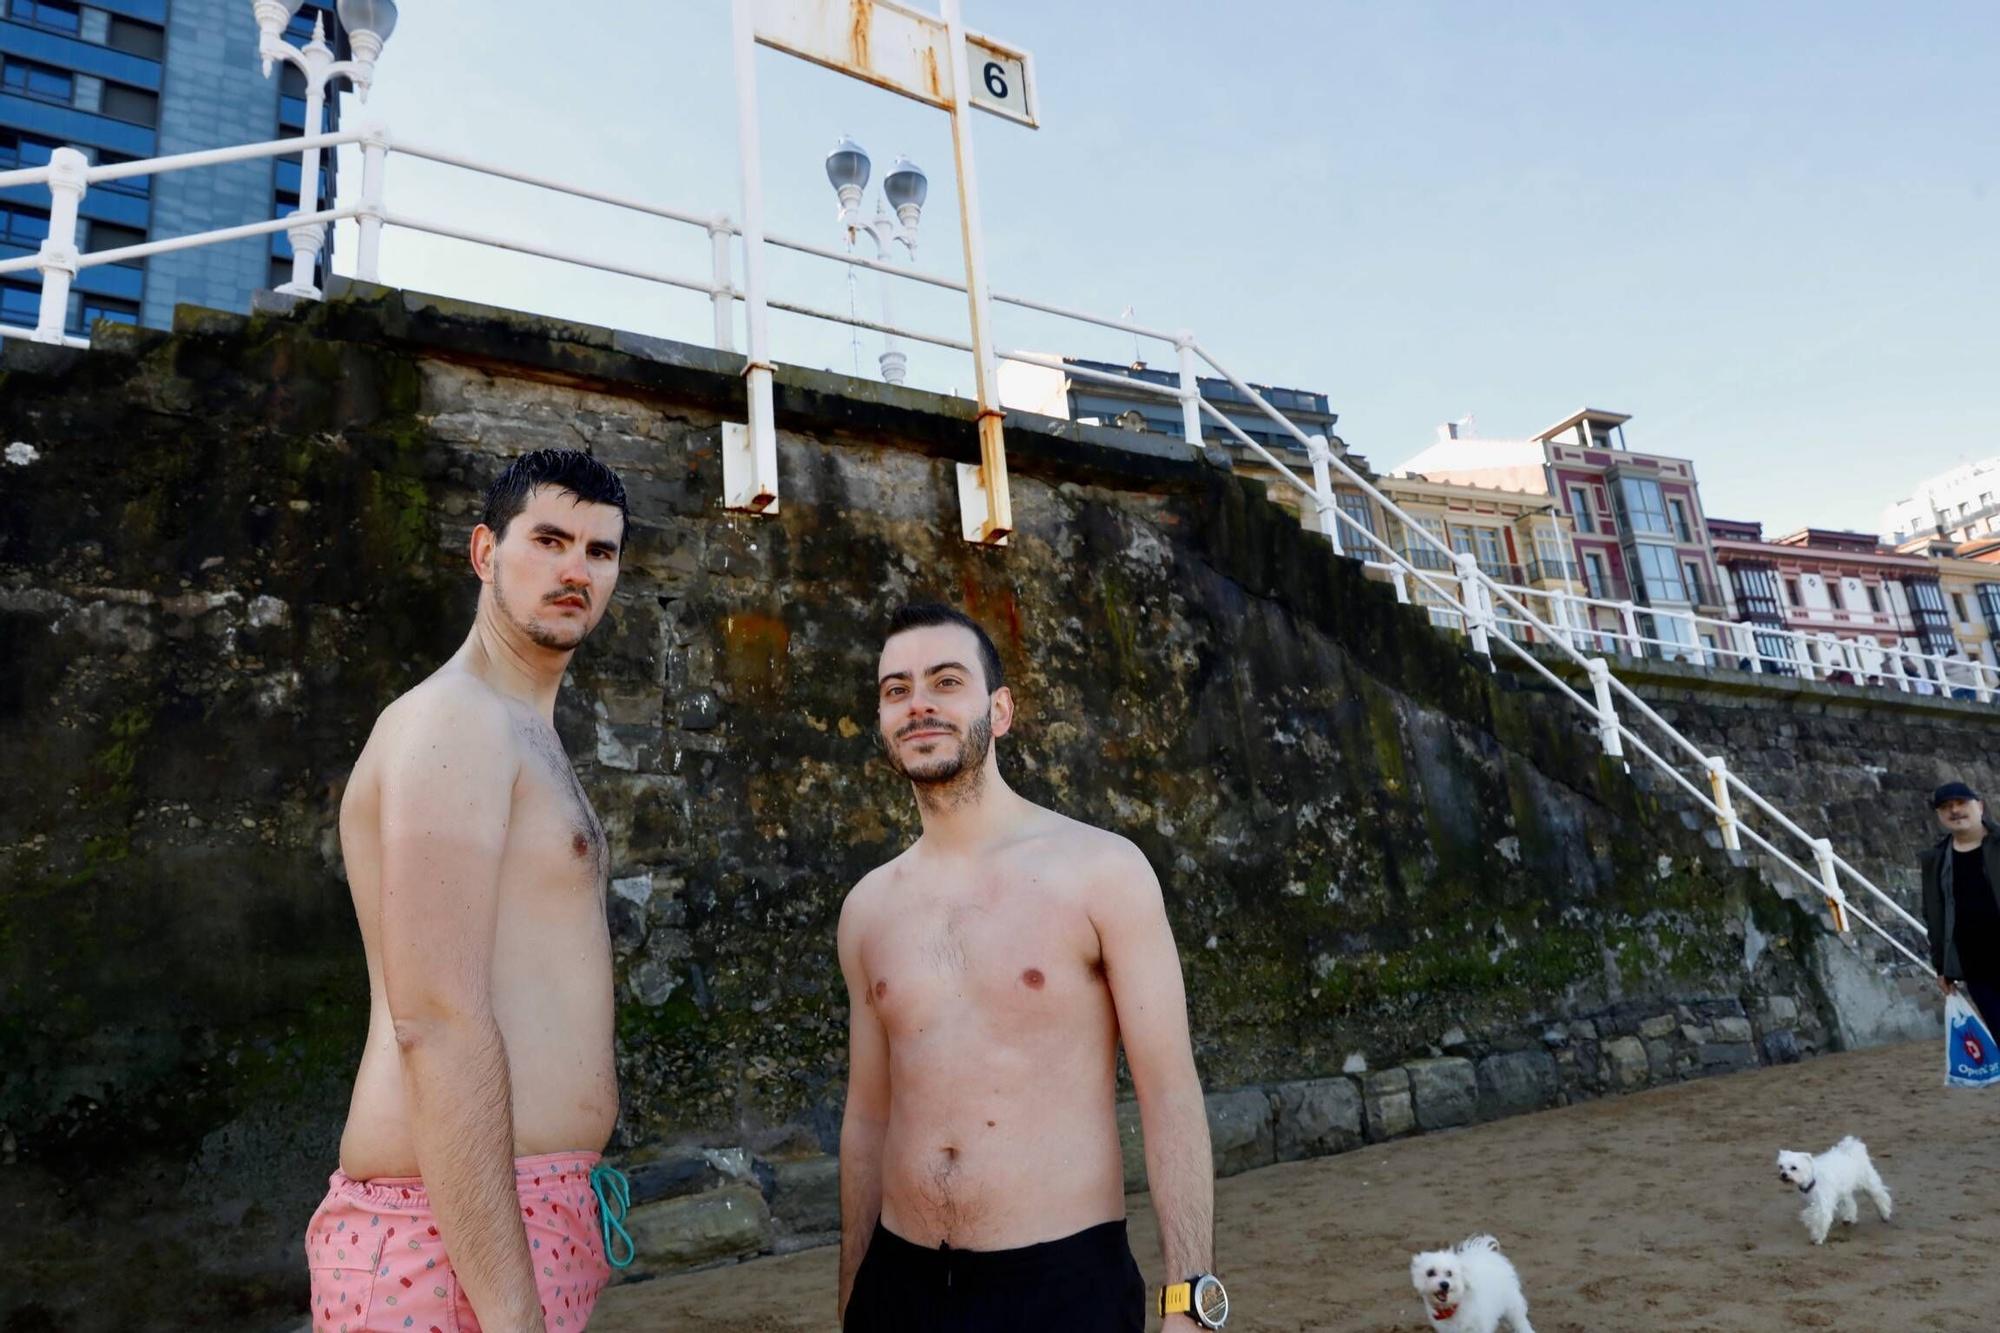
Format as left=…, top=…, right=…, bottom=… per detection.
left=249, top=0, right=397, bottom=298
left=824, top=135, right=926, bottom=385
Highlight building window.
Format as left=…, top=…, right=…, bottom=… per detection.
left=1668, top=498, right=1694, bottom=543
left=1473, top=526, right=1507, bottom=577
left=76, top=294, right=139, bottom=330
left=0, top=280, right=38, bottom=326
left=5, top=0, right=81, bottom=34
left=1681, top=559, right=1707, bottom=604
left=1977, top=584, right=2000, bottom=636
left=105, top=15, right=166, bottom=59
left=1334, top=491, right=1377, bottom=544
left=86, top=220, right=146, bottom=258
left=1731, top=563, right=1784, bottom=624
left=1633, top=543, right=1688, bottom=602
left=1784, top=577, right=1803, bottom=608
left=1952, top=591, right=1970, bottom=623
left=1868, top=584, right=1884, bottom=615
left=1, top=58, right=75, bottom=104
left=1567, top=485, right=1593, bottom=533
left=100, top=82, right=160, bottom=127
left=0, top=203, right=50, bottom=246
left=1584, top=551, right=1614, bottom=600
left=1617, top=476, right=1675, bottom=537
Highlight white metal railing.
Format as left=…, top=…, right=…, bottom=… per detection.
left=0, top=120, right=1936, bottom=977
left=1385, top=575, right=2000, bottom=707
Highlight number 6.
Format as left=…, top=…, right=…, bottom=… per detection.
left=983, top=61, right=1008, bottom=99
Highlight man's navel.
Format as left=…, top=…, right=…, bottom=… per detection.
left=1021, top=967, right=1045, bottom=989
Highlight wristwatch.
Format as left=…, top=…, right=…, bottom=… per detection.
left=1157, top=1274, right=1228, bottom=1328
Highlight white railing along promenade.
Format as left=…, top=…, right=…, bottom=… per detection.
left=0, top=121, right=1937, bottom=975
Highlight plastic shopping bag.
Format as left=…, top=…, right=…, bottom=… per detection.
left=1945, top=990, right=2000, bottom=1089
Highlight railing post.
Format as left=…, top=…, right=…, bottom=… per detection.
left=1306, top=433, right=1341, bottom=555
left=355, top=122, right=388, bottom=284
left=1619, top=601, right=1641, bottom=657
left=33, top=146, right=87, bottom=343
left=725, top=0, right=779, bottom=513
left=1732, top=623, right=1759, bottom=673
left=1978, top=663, right=1995, bottom=705
left=278, top=76, right=329, bottom=298
left=1705, top=755, right=1740, bottom=851
left=1455, top=552, right=1490, bottom=656
left=1812, top=837, right=1849, bottom=933
left=1587, top=657, right=1623, bottom=758
left=1793, top=630, right=1817, bottom=681
left=708, top=215, right=735, bottom=352
left=1176, top=331, right=1203, bottom=453
left=1389, top=566, right=1409, bottom=605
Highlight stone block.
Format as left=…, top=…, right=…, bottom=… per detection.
left=764, top=1154, right=840, bottom=1234
left=1272, top=1078, right=1363, bottom=1162
left=1406, top=1058, right=1477, bottom=1131
left=1206, top=1089, right=1276, bottom=1178
left=625, top=1184, right=770, bottom=1269
left=624, top=1145, right=722, bottom=1206
left=1638, top=1014, right=1678, bottom=1039
left=1763, top=996, right=1800, bottom=1029
left=1361, top=1069, right=1415, bottom=1142
left=1762, top=1029, right=1802, bottom=1065
left=1604, top=1036, right=1649, bottom=1090
left=1475, top=1050, right=1559, bottom=1119
left=1712, top=1016, right=1754, bottom=1043
left=1699, top=1042, right=1759, bottom=1073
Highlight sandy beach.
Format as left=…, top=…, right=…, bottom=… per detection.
left=595, top=1039, right=1994, bottom=1332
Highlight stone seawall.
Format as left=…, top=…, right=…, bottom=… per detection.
left=2, top=289, right=1989, bottom=1327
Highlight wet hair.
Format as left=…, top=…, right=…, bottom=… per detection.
left=884, top=602, right=1005, bottom=694
left=481, top=449, right=629, bottom=541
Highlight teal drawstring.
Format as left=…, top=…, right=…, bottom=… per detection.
left=590, top=1163, right=635, bottom=1270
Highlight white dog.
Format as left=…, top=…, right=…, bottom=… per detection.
left=1775, top=1136, right=1893, bottom=1244
left=1408, top=1234, right=1535, bottom=1332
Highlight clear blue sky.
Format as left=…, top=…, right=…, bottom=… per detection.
left=336, top=1, right=1998, bottom=536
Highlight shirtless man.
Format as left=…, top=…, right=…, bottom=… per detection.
left=305, top=449, right=631, bottom=1333
left=837, top=603, right=1227, bottom=1332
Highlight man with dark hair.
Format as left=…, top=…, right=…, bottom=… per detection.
left=304, top=449, right=633, bottom=1332
left=1922, top=780, right=2000, bottom=1024
left=836, top=602, right=1226, bottom=1332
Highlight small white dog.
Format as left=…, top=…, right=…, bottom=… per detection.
left=1774, top=1136, right=1893, bottom=1244
left=1408, top=1234, right=1535, bottom=1332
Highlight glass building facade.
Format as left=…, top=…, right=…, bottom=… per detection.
left=0, top=0, right=339, bottom=338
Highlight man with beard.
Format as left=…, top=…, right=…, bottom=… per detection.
left=305, top=450, right=633, bottom=1333
left=836, top=603, right=1227, bottom=1332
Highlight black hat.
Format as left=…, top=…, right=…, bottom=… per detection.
left=1933, top=781, right=1980, bottom=809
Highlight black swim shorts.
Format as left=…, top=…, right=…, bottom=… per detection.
left=843, top=1218, right=1146, bottom=1332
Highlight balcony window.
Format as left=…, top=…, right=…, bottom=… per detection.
left=1633, top=543, right=1688, bottom=602
left=1617, top=476, right=1675, bottom=537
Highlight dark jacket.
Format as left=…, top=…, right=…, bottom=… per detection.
left=1920, top=818, right=2000, bottom=978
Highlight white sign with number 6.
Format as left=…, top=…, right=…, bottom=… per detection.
left=966, top=33, right=1038, bottom=128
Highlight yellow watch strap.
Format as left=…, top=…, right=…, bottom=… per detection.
left=1159, top=1281, right=1193, bottom=1316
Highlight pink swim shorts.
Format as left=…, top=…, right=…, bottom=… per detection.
left=305, top=1151, right=616, bottom=1332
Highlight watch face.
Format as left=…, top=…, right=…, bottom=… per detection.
left=1193, top=1275, right=1229, bottom=1327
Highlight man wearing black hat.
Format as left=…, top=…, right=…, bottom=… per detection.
left=1920, top=781, right=2000, bottom=1025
